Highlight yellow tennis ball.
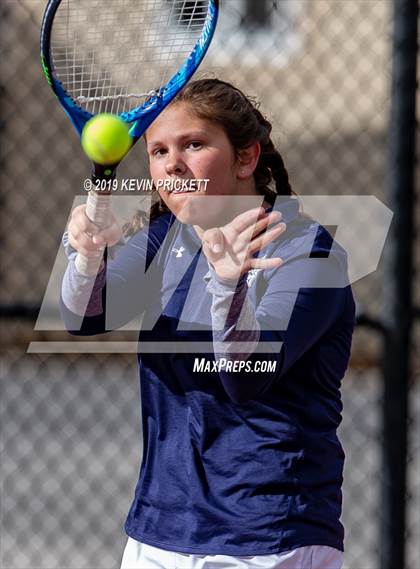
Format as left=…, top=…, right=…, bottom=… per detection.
left=81, top=114, right=132, bottom=165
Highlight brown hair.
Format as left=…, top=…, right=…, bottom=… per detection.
left=123, top=78, right=293, bottom=237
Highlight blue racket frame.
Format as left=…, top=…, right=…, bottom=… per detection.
left=40, top=0, right=219, bottom=141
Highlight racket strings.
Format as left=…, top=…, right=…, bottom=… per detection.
left=51, top=0, right=209, bottom=115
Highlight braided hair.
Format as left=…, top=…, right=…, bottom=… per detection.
left=124, top=78, right=293, bottom=237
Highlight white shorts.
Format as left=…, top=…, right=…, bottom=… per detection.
left=120, top=537, right=344, bottom=569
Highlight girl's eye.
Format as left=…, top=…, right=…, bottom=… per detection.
left=152, top=147, right=167, bottom=157
left=188, top=141, right=203, bottom=150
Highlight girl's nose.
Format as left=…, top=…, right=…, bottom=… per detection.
left=165, top=151, right=186, bottom=175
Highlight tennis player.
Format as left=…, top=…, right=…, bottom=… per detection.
left=61, top=79, right=355, bottom=569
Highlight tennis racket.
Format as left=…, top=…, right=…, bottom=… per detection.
left=40, top=0, right=218, bottom=276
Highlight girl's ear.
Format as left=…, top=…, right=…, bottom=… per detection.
left=236, top=142, right=261, bottom=179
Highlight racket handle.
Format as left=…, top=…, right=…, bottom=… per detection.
left=75, top=189, right=111, bottom=277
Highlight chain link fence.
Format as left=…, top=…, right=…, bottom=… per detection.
left=1, top=1, right=418, bottom=568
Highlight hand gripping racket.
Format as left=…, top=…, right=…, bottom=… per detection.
left=40, top=0, right=218, bottom=276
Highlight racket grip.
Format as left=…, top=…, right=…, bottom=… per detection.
left=75, top=190, right=111, bottom=277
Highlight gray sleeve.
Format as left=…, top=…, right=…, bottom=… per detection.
left=204, top=264, right=260, bottom=360
left=61, top=231, right=106, bottom=317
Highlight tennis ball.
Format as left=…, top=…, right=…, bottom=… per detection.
left=81, top=114, right=132, bottom=165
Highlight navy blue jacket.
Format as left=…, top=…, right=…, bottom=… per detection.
left=60, top=198, right=355, bottom=555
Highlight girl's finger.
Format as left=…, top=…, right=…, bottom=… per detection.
left=92, top=222, right=122, bottom=247
left=202, top=242, right=217, bottom=264
left=202, top=227, right=226, bottom=257
left=233, top=211, right=282, bottom=252
left=71, top=206, right=101, bottom=236
left=68, top=225, right=104, bottom=253
left=228, top=207, right=268, bottom=236
left=248, top=222, right=287, bottom=255
left=68, top=238, right=104, bottom=258
left=247, top=256, right=283, bottom=271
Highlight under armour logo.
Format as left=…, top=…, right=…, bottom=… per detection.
left=171, top=246, right=185, bottom=258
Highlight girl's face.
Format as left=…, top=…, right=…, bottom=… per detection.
left=145, top=102, right=258, bottom=229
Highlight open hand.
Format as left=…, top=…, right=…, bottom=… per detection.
left=201, top=207, right=286, bottom=282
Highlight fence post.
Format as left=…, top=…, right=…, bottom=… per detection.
left=381, top=1, right=418, bottom=568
